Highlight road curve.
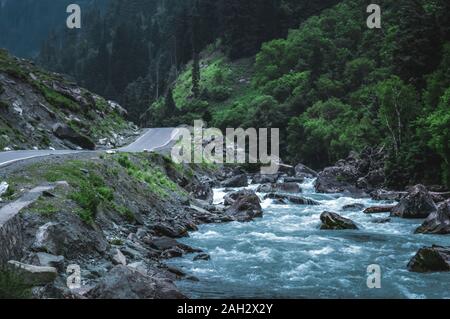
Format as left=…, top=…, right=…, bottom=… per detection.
left=0, top=128, right=179, bottom=167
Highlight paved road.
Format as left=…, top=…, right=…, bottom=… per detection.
left=0, top=128, right=179, bottom=167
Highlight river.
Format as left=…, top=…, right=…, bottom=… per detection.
left=168, top=178, right=450, bottom=299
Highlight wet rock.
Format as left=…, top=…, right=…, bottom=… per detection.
left=151, top=223, right=189, bottom=238
left=224, top=189, right=257, bottom=206
left=364, top=206, right=395, bottom=214
left=315, top=166, right=366, bottom=196
left=146, top=236, right=200, bottom=254
left=283, top=177, right=305, bottom=183
left=371, top=217, right=391, bottom=224
left=415, top=200, right=450, bottom=234
left=189, top=183, right=213, bottom=204
left=408, top=245, right=450, bottom=273
left=52, top=123, right=96, bottom=150
left=278, top=164, right=295, bottom=176
left=221, top=174, right=248, bottom=188
left=161, top=247, right=184, bottom=259
left=225, top=191, right=263, bottom=222
left=8, top=261, right=57, bottom=286
left=264, top=193, right=320, bottom=206
left=256, top=182, right=301, bottom=194
left=251, top=174, right=279, bottom=184
left=320, top=212, right=358, bottom=230
left=342, top=203, right=366, bottom=211
left=370, top=189, right=406, bottom=201
left=87, top=265, right=186, bottom=299
left=295, top=163, right=318, bottom=179
left=193, top=253, right=211, bottom=261
left=391, top=185, right=437, bottom=219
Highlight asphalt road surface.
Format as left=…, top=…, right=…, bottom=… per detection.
left=0, top=128, right=179, bottom=167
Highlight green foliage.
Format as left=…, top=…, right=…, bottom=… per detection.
left=115, top=204, right=135, bottom=223
left=376, top=76, right=419, bottom=153
left=116, top=154, right=182, bottom=198
left=0, top=266, right=31, bottom=299
left=33, top=82, right=80, bottom=113
left=43, top=161, right=114, bottom=224
left=426, top=87, right=450, bottom=186
left=30, top=200, right=58, bottom=218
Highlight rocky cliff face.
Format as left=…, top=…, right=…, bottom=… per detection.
left=0, top=49, right=137, bottom=151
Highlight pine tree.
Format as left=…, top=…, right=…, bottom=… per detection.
left=191, top=0, right=201, bottom=98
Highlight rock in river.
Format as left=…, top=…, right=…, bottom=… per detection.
left=408, top=246, right=450, bottom=273
left=415, top=199, right=450, bottom=234
left=256, top=182, right=301, bottom=194
left=391, top=185, right=437, bottom=219
left=320, top=212, right=358, bottom=230
left=225, top=190, right=263, bottom=222
left=221, top=174, right=248, bottom=188
left=264, top=193, right=320, bottom=206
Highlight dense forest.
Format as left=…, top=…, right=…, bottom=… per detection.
left=0, top=0, right=108, bottom=57
left=38, top=0, right=341, bottom=120
left=38, top=0, right=450, bottom=189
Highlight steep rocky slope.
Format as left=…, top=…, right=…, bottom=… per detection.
left=0, top=151, right=266, bottom=298
left=0, top=49, right=138, bottom=151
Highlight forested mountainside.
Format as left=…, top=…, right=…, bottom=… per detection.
left=145, top=0, right=450, bottom=189
left=0, top=0, right=108, bottom=58
left=38, top=0, right=341, bottom=121
left=38, top=0, right=450, bottom=189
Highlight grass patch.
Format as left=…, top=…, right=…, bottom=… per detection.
left=0, top=266, right=31, bottom=299
left=110, top=238, right=124, bottom=246
left=29, top=199, right=58, bottom=218
left=114, top=204, right=135, bottom=223
left=116, top=154, right=182, bottom=198
left=34, top=83, right=80, bottom=113
left=41, top=161, right=114, bottom=224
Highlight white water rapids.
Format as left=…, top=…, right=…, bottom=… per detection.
left=168, top=179, right=450, bottom=299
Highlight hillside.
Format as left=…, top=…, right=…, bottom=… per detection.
left=0, top=49, right=137, bottom=151
left=145, top=0, right=450, bottom=189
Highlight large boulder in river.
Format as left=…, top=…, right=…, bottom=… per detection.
left=256, top=182, right=301, bottom=194
left=391, top=185, right=437, bottom=219
left=251, top=174, right=279, bottom=184
left=320, top=212, right=358, bottom=230
left=415, top=200, right=450, bottom=234
left=221, top=174, right=248, bottom=188
left=52, top=123, right=96, bottom=150
left=315, top=165, right=366, bottom=196
left=87, top=265, right=186, bottom=299
left=224, top=189, right=256, bottom=206
left=225, top=190, right=262, bottom=222
left=295, top=163, right=318, bottom=179
left=407, top=246, right=450, bottom=273
left=264, top=193, right=320, bottom=205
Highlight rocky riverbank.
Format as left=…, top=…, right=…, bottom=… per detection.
left=1, top=147, right=450, bottom=299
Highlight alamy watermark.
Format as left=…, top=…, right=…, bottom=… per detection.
left=171, top=121, right=280, bottom=175
left=66, top=4, right=81, bottom=29
left=367, top=4, right=381, bottom=29
left=367, top=264, right=382, bottom=289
